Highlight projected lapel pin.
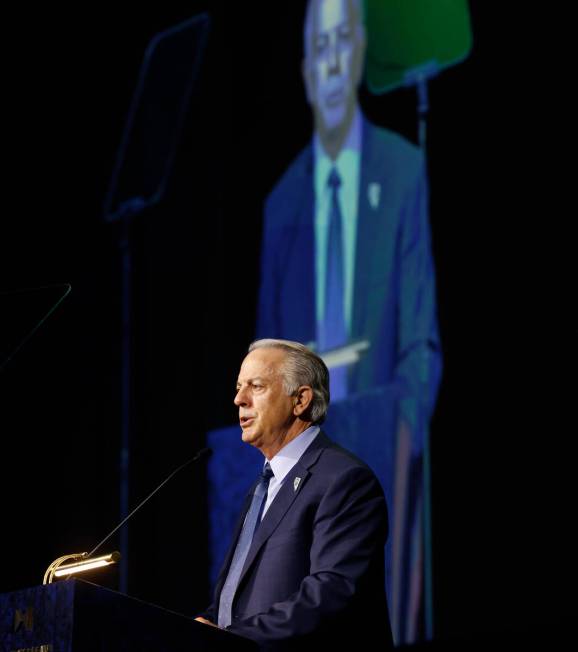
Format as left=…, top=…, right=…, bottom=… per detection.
left=368, top=182, right=381, bottom=209
left=294, top=477, right=301, bottom=492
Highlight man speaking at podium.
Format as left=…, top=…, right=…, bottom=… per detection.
left=196, top=339, right=393, bottom=649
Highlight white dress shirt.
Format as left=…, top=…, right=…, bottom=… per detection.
left=261, top=425, right=320, bottom=518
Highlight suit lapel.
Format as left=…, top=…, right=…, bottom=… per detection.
left=352, top=118, right=380, bottom=342
left=236, top=433, right=328, bottom=588
left=290, top=146, right=316, bottom=343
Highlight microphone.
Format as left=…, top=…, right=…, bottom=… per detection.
left=86, top=447, right=212, bottom=559
left=43, top=447, right=212, bottom=584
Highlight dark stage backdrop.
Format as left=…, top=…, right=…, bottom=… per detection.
left=0, top=1, right=572, bottom=647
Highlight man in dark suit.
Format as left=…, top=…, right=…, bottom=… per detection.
left=256, top=0, right=442, bottom=642
left=197, top=339, right=393, bottom=649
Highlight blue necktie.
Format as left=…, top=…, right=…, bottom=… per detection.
left=218, top=463, right=274, bottom=628
left=319, top=167, right=348, bottom=401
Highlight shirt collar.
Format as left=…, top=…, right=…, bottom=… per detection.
left=314, top=106, right=362, bottom=197
left=267, top=425, right=320, bottom=483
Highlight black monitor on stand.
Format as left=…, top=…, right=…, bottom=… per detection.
left=102, top=13, right=210, bottom=595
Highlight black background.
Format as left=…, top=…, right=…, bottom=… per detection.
left=0, top=1, right=572, bottom=646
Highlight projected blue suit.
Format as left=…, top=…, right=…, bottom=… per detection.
left=257, top=118, right=442, bottom=450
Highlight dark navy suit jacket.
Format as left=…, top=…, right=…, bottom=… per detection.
left=257, top=119, right=442, bottom=455
left=203, top=432, right=393, bottom=649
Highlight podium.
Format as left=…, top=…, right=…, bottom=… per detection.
left=0, top=578, right=257, bottom=651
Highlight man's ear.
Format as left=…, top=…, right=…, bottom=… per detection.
left=293, top=385, right=314, bottom=417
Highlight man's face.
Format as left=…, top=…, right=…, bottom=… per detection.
left=234, top=348, right=296, bottom=453
left=304, top=0, right=365, bottom=136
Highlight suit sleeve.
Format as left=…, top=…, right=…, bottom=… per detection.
left=226, top=465, right=388, bottom=646
left=395, top=161, right=443, bottom=455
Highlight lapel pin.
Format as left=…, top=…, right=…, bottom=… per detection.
left=294, top=477, right=301, bottom=492
left=368, top=182, right=381, bottom=209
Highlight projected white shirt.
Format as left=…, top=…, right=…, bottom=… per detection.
left=314, top=107, right=362, bottom=337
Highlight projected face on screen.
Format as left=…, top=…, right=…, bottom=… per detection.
left=303, top=0, right=366, bottom=145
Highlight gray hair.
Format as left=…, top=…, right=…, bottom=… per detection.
left=248, top=339, right=330, bottom=424
left=303, top=0, right=365, bottom=61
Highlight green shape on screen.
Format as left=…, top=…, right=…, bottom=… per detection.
left=364, top=0, right=472, bottom=94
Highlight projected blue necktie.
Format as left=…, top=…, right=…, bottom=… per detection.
left=218, top=462, right=274, bottom=628
left=319, top=167, right=348, bottom=401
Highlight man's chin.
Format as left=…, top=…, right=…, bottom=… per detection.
left=241, top=428, right=258, bottom=444
left=321, top=104, right=347, bottom=134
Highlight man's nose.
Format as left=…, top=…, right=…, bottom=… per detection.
left=234, top=387, right=248, bottom=406
left=328, top=37, right=341, bottom=75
